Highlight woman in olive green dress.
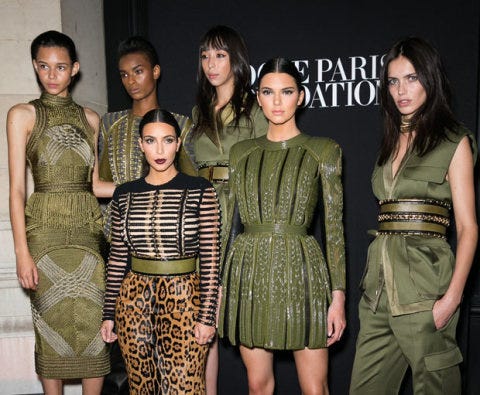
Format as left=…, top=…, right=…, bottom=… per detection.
left=178, top=25, right=267, bottom=395
left=219, top=58, right=346, bottom=395
left=7, top=31, right=113, bottom=395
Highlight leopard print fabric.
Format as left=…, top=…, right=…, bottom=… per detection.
left=115, top=271, right=208, bottom=394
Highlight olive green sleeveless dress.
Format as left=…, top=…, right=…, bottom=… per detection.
left=25, top=93, right=110, bottom=379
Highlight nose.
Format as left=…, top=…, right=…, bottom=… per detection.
left=127, top=74, right=136, bottom=85
left=48, top=68, right=56, bottom=80
left=156, top=142, right=164, bottom=154
left=397, top=80, right=406, bottom=95
left=273, top=92, right=281, bottom=105
left=208, top=57, right=215, bottom=69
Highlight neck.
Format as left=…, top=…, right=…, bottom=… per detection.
left=131, top=94, right=159, bottom=117
left=215, top=83, right=234, bottom=111
left=266, top=120, right=300, bottom=142
left=145, top=167, right=178, bottom=185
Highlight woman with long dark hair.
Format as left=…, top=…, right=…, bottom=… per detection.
left=101, top=109, right=220, bottom=394
left=178, top=25, right=267, bottom=394
left=219, top=58, right=346, bottom=394
left=350, top=37, right=477, bottom=394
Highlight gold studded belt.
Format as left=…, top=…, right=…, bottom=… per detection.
left=198, top=165, right=229, bottom=183
left=131, top=256, right=196, bottom=275
left=378, top=198, right=451, bottom=238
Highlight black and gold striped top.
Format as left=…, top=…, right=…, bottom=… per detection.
left=102, top=173, right=220, bottom=326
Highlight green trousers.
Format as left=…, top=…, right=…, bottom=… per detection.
left=350, top=290, right=463, bottom=395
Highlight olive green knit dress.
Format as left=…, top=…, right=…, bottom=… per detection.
left=219, top=133, right=345, bottom=350
left=25, top=93, right=110, bottom=378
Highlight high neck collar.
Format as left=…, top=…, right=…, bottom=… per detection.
left=256, top=133, right=309, bottom=150
left=40, top=92, right=73, bottom=107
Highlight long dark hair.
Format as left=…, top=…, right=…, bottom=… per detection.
left=194, top=25, right=254, bottom=137
left=378, top=37, right=459, bottom=165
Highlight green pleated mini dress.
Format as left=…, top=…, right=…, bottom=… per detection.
left=219, top=133, right=346, bottom=350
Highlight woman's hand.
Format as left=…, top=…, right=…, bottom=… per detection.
left=327, top=290, right=346, bottom=346
left=432, top=296, right=459, bottom=330
left=101, top=320, right=117, bottom=343
left=16, top=252, right=38, bottom=290
left=194, top=322, right=216, bottom=345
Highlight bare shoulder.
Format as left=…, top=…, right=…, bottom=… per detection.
left=83, top=106, right=100, bottom=132
left=8, top=102, right=35, bottom=120
left=83, top=106, right=100, bottom=124
left=7, top=103, right=36, bottom=133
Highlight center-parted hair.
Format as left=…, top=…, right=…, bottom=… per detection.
left=258, top=57, right=304, bottom=94
left=139, top=109, right=181, bottom=138
left=194, top=25, right=255, bottom=137
left=378, top=37, right=459, bottom=165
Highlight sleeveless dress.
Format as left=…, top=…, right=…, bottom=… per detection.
left=25, top=92, right=110, bottom=379
left=219, top=133, right=346, bottom=350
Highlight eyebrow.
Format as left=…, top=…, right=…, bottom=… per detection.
left=119, top=64, right=143, bottom=72
left=260, top=86, right=297, bottom=90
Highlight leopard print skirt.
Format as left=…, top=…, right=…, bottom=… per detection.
left=115, top=271, right=208, bottom=394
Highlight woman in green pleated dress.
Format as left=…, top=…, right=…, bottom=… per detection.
left=219, top=58, right=346, bottom=395
left=7, top=31, right=113, bottom=395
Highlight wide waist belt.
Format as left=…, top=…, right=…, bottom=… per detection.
left=35, top=182, right=92, bottom=193
left=198, top=165, right=229, bottom=183
left=378, top=198, right=451, bottom=238
left=244, top=224, right=307, bottom=235
left=131, top=256, right=196, bottom=275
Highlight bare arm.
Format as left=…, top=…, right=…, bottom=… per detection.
left=7, top=103, right=38, bottom=290
left=433, top=136, right=477, bottom=329
left=84, top=108, right=115, bottom=198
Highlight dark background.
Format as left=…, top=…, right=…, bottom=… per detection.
left=103, top=1, right=480, bottom=393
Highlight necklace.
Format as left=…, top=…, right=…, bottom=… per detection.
left=400, top=118, right=413, bottom=134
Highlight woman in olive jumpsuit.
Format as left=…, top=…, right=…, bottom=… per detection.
left=350, top=37, right=477, bottom=395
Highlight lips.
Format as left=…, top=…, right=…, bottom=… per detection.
left=207, top=74, right=218, bottom=79
left=272, top=110, right=284, bottom=116
left=155, top=159, right=166, bottom=164
left=396, top=99, right=411, bottom=107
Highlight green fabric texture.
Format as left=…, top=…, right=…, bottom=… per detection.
left=219, top=134, right=345, bottom=350
left=361, top=128, right=478, bottom=316
left=179, top=102, right=268, bottom=238
left=26, top=93, right=110, bottom=379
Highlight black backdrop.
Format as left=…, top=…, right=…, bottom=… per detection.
left=103, top=1, right=480, bottom=393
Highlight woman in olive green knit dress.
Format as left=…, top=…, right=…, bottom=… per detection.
left=7, top=31, right=113, bottom=395
left=219, top=58, right=346, bottom=395
left=178, top=25, right=267, bottom=395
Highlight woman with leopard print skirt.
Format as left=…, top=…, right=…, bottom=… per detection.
left=101, top=109, right=220, bottom=394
